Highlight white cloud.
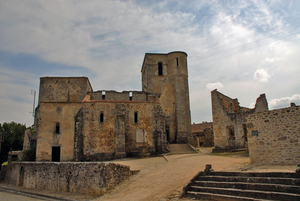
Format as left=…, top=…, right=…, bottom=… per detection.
left=265, top=57, right=277, bottom=62
left=269, top=94, right=300, bottom=109
left=0, top=0, right=300, bottom=125
left=254, top=69, right=270, bottom=82
left=206, top=82, right=223, bottom=91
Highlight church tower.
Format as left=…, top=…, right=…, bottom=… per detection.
left=141, top=51, right=191, bottom=143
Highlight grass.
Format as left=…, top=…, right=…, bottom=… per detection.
left=211, top=151, right=249, bottom=157
left=1, top=161, right=8, bottom=166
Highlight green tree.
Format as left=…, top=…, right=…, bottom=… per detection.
left=0, top=122, right=26, bottom=167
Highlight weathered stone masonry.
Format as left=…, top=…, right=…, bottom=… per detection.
left=4, top=162, right=131, bottom=195
left=211, top=90, right=268, bottom=150
left=35, top=51, right=192, bottom=162
left=246, top=104, right=300, bottom=165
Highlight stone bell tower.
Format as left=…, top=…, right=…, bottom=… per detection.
left=141, top=51, right=191, bottom=143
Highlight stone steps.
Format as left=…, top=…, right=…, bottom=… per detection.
left=183, top=168, right=300, bottom=201
left=193, top=181, right=300, bottom=194
left=197, top=176, right=300, bottom=186
left=168, top=144, right=195, bottom=154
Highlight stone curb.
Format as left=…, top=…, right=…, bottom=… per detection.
left=0, top=186, right=76, bottom=201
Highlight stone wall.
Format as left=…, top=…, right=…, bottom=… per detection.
left=4, top=162, right=131, bottom=195
left=246, top=105, right=300, bottom=165
left=81, top=101, right=166, bottom=160
left=35, top=103, right=82, bottom=161
left=36, top=100, right=167, bottom=162
left=141, top=51, right=192, bottom=143
left=211, top=90, right=268, bottom=150
left=39, top=77, right=93, bottom=103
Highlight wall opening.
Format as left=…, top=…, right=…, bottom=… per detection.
left=102, top=91, right=106, bottom=100
left=134, top=112, right=138, bottom=123
left=129, top=92, right=133, bottom=101
left=166, top=125, right=170, bottom=143
left=176, top=57, right=179, bottom=66
left=227, top=125, right=235, bottom=140
left=158, top=62, right=163, bottom=76
left=19, top=166, right=24, bottom=186
left=100, top=113, right=104, bottom=123
left=55, top=122, right=60, bottom=134
left=243, top=124, right=248, bottom=142
left=52, top=146, right=61, bottom=162
left=227, top=125, right=235, bottom=147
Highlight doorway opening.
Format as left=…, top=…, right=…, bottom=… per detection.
left=52, top=146, right=61, bottom=162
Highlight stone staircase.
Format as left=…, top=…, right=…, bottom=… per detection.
left=168, top=144, right=196, bottom=154
left=183, top=167, right=300, bottom=200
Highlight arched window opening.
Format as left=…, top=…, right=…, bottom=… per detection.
left=55, top=123, right=60, bottom=134
left=158, top=62, right=163, bottom=76
left=100, top=113, right=104, bottom=123
left=134, top=112, right=138, bottom=123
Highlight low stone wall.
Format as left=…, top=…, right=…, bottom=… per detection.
left=4, top=162, right=131, bottom=195
left=246, top=105, right=300, bottom=165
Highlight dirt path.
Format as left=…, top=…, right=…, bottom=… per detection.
left=96, top=153, right=249, bottom=201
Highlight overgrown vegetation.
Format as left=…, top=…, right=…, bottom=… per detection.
left=0, top=122, right=27, bottom=168
left=22, top=143, right=36, bottom=161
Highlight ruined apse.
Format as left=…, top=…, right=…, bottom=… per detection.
left=34, top=51, right=192, bottom=162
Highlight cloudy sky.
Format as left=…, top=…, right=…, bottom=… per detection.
left=0, top=0, right=300, bottom=126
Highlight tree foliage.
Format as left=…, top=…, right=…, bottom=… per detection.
left=0, top=122, right=26, bottom=166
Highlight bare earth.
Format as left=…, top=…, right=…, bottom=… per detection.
left=0, top=148, right=295, bottom=201
left=96, top=148, right=295, bottom=201
left=96, top=150, right=239, bottom=201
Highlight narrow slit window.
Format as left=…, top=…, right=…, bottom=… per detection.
left=158, top=62, right=163, bottom=76
left=55, top=123, right=60, bottom=134
left=134, top=112, right=138, bottom=123
left=176, top=57, right=179, bottom=66
left=100, top=113, right=104, bottom=123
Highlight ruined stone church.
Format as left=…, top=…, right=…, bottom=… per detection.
left=35, top=51, right=192, bottom=162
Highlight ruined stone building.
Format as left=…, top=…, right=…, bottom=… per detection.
left=191, top=122, right=214, bottom=147
left=34, top=51, right=192, bottom=162
left=211, top=90, right=268, bottom=151
left=211, top=90, right=300, bottom=165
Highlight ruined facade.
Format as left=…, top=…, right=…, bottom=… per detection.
left=35, top=51, right=192, bottom=162
left=211, top=90, right=268, bottom=151
left=191, top=122, right=214, bottom=147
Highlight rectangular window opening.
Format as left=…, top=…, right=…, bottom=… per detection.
left=100, top=113, right=104, bottom=123
left=134, top=112, right=138, bottom=123
left=55, top=123, right=60, bottom=134
left=158, top=63, right=163, bottom=76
